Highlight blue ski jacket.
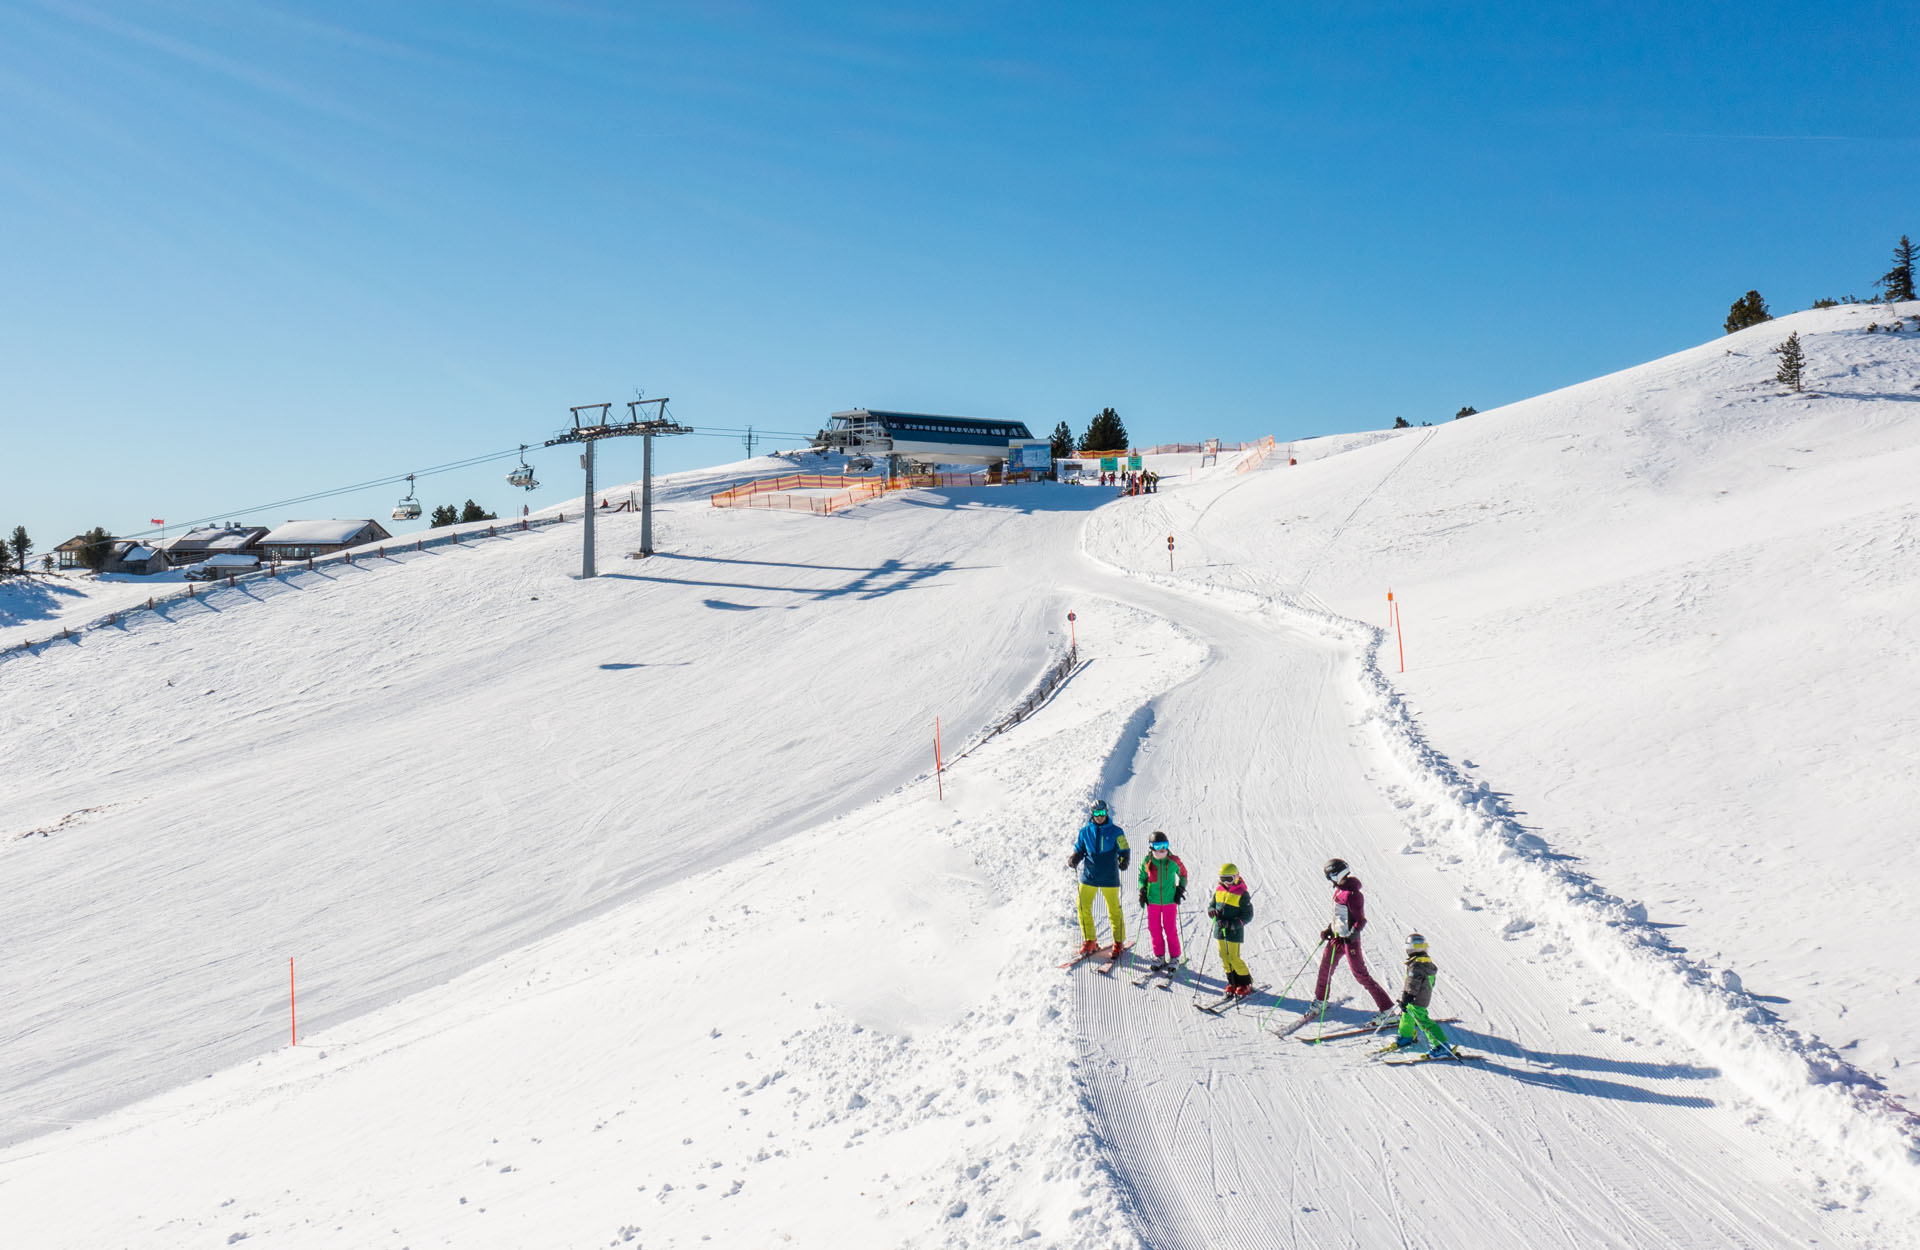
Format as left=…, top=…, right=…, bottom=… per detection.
left=1070, top=820, right=1130, bottom=887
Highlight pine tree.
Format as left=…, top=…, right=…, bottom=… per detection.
left=429, top=504, right=459, bottom=527
left=1454, top=406, right=1477, bottom=420
left=1771, top=331, right=1806, bottom=392
left=78, top=526, right=114, bottom=573
left=1079, top=407, right=1129, bottom=453
left=0, top=537, right=12, bottom=577
left=1393, top=416, right=1411, bottom=429
left=1724, top=290, right=1771, bottom=334
left=8, top=525, right=29, bottom=573
left=1049, top=420, right=1075, bottom=461
left=1877, top=235, right=1916, bottom=303
left=458, top=500, right=497, bottom=523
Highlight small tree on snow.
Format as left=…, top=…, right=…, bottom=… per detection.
left=1080, top=408, right=1129, bottom=453
left=1049, top=420, right=1075, bottom=462
left=78, top=526, right=114, bottom=573
left=1455, top=406, right=1477, bottom=420
left=1393, top=416, right=1411, bottom=429
left=429, top=504, right=459, bottom=528
left=1771, top=331, right=1806, bottom=392
left=7, top=525, right=28, bottom=573
left=1878, top=235, right=1916, bottom=303
left=1725, top=290, right=1771, bottom=334
left=458, top=500, right=497, bottom=523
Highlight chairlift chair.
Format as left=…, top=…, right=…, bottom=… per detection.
left=392, top=473, right=423, bottom=521
left=506, top=445, right=539, bottom=490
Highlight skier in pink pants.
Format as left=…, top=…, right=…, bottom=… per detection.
left=1311, top=858, right=1395, bottom=1020
left=1136, top=832, right=1188, bottom=968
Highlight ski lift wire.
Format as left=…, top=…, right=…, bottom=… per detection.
left=121, top=446, right=530, bottom=540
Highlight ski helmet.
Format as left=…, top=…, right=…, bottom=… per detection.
left=1219, top=862, right=1239, bottom=880
left=1090, top=800, right=1109, bottom=820
left=1324, top=858, right=1351, bottom=884
left=1150, top=831, right=1170, bottom=848
left=1406, top=933, right=1429, bottom=955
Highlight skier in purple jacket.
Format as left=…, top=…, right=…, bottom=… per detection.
left=1311, top=858, right=1395, bottom=1019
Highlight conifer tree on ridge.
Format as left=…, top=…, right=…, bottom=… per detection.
left=1878, top=235, right=1916, bottom=303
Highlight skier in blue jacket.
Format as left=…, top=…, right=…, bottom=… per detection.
left=1068, top=799, right=1131, bottom=956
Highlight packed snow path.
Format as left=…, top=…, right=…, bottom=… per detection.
left=1063, top=542, right=1886, bottom=1247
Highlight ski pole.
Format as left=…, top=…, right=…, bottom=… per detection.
left=1190, top=913, right=1214, bottom=999
left=1254, top=937, right=1329, bottom=1031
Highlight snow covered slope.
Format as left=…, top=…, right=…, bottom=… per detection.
left=3, top=307, right=1918, bottom=1247
left=1094, top=301, right=1920, bottom=1105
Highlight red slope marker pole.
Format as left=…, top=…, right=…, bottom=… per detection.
left=289, top=958, right=297, bottom=1046
left=935, top=718, right=944, bottom=800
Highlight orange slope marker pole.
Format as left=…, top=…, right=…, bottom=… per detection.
left=1388, top=590, right=1405, bottom=673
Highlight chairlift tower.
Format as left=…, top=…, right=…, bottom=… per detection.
left=544, top=398, right=691, bottom=578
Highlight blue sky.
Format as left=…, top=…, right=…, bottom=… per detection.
left=3, top=1, right=1915, bottom=547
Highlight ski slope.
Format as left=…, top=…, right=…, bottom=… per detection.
left=3, top=306, right=1918, bottom=1247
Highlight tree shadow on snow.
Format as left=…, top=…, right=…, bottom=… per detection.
left=0, top=578, right=87, bottom=626
left=603, top=554, right=975, bottom=603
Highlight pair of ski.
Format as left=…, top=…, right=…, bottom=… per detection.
left=1193, top=983, right=1271, bottom=1015
left=1061, top=941, right=1134, bottom=975
left=1296, top=1014, right=1460, bottom=1046
left=1131, top=958, right=1185, bottom=989
left=1371, top=1039, right=1481, bottom=1066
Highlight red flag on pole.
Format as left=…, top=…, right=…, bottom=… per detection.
left=150, top=519, right=165, bottom=525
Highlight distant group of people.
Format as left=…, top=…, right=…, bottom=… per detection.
left=1092, top=470, right=1159, bottom=495
left=1066, top=800, right=1456, bottom=1055
left=1095, top=470, right=1159, bottom=495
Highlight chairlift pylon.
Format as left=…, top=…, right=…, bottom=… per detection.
left=392, top=473, right=423, bottom=521
left=507, top=445, right=539, bottom=491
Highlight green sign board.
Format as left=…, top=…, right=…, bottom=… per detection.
left=1127, top=453, right=1143, bottom=470
left=1099, top=456, right=1119, bottom=472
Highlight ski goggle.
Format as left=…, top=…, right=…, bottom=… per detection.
left=1151, top=845, right=1169, bottom=856
left=1325, top=865, right=1346, bottom=882
left=1219, top=873, right=1236, bottom=883
left=1090, top=807, right=1108, bottom=820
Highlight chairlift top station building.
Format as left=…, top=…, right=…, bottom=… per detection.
left=817, top=409, right=1046, bottom=470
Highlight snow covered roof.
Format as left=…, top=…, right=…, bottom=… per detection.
left=121, top=546, right=157, bottom=561
left=165, top=525, right=268, bottom=552
left=259, top=519, right=385, bottom=546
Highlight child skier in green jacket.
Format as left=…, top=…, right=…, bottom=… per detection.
left=1387, top=933, right=1455, bottom=1057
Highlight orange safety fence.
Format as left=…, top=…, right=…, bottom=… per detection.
left=710, top=470, right=989, bottom=514
left=1234, top=435, right=1278, bottom=474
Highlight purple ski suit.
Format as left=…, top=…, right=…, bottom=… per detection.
left=1313, top=875, right=1393, bottom=1012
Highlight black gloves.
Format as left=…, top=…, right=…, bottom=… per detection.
left=1207, top=905, right=1220, bottom=919
left=1138, top=888, right=1148, bottom=907
left=1319, top=927, right=1334, bottom=943
left=1068, top=849, right=1085, bottom=870
left=1174, top=885, right=1186, bottom=904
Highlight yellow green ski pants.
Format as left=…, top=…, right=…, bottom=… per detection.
left=1077, top=883, right=1126, bottom=944
left=1397, top=1004, right=1450, bottom=1046
left=1217, top=939, right=1250, bottom=978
